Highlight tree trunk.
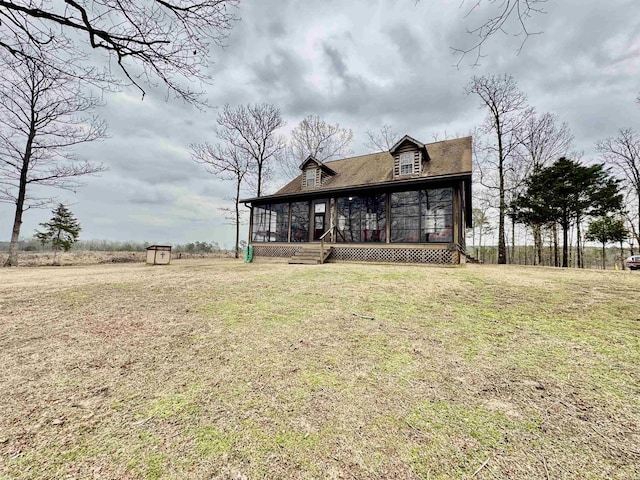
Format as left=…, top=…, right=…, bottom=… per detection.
left=552, top=223, right=559, bottom=267
left=619, top=240, right=625, bottom=270
left=497, top=134, right=507, bottom=264
left=601, top=242, right=606, bottom=270
left=533, top=224, right=542, bottom=266
left=3, top=124, right=36, bottom=267
left=561, top=220, right=569, bottom=268
left=53, top=228, right=62, bottom=265
left=576, top=219, right=582, bottom=269
left=471, top=223, right=476, bottom=258
left=256, top=159, right=263, bottom=197
left=510, top=215, right=516, bottom=264
left=234, top=178, right=241, bottom=259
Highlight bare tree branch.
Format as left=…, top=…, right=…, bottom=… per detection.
left=597, top=128, right=640, bottom=247
left=0, top=50, right=107, bottom=266
left=281, top=115, right=353, bottom=180
left=0, top=1, right=239, bottom=103
left=465, top=73, right=533, bottom=264
left=364, top=124, right=400, bottom=152
left=415, top=0, right=547, bottom=67
left=216, top=103, right=287, bottom=196
left=191, top=140, right=252, bottom=258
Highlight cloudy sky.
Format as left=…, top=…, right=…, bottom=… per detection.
left=1, top=0, right=638, bottom=248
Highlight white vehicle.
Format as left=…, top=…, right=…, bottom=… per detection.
left=625, top=255, right=640, bottom=270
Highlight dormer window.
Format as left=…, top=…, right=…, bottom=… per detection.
left=305, top=168, right=316, bottom=187
left=400, top=152, right=414, bottom=175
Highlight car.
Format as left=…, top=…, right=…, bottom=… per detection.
left=625, top=255, right=640, bottom=270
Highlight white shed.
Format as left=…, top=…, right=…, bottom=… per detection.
left=146, top=245, right=172, bottom=265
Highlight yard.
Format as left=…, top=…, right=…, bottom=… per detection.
left=0, top=259, right=638, bottom=479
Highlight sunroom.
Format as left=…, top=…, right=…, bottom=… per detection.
left=241, top=135, right=472, bottom=264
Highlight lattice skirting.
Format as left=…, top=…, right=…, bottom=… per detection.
left=328, top=247, right=457, bottom=264
left=251, top=244, right=459, bottom=264
left=252, top=245, right=302, bottom=258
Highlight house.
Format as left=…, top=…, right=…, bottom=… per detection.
left=240, top=135, right=472, bottom=264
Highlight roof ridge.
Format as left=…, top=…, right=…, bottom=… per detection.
left=424, top=135, right=472, bottom=147
left=324, top=150, right=390, bottom=164
left=323, top=136, right=472, bottom=164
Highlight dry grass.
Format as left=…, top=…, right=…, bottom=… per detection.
left=0, top=259, right=638, bottom=479
left=0, top=250, right=230, bottom=267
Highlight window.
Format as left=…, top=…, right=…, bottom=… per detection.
left=305, top=168, right=316, bottom=187
left=390, top=188, right=453, bottom=243
left=252, top=203, right=290, bottom=242
left=290, top=201, right=310, bottom=242
left=400, top=152, right=414, bottom=175
left=422, top=189, right=453, bottom=243
left=390, top=191, right=420, bottom=242
left=336, top=194, right=386, bottom=243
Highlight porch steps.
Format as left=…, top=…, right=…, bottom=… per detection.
left=464, top=253, right=483, bottom=264
left=289, top=246, right=333, bottom=265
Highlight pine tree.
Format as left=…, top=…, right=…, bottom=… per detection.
left=586, top=217, right=628, bottom=270
left=35, top=204, right=81, bottom=265
left=514, top=158, right=623, bottom=267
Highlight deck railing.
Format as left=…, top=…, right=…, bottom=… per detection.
left=319, top=227, right=333, bottom=264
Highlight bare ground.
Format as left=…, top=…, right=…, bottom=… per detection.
left=0, top=259, right=638, bottom=479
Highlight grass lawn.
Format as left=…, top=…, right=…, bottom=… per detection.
left=1, top=259, right=638, bottom=479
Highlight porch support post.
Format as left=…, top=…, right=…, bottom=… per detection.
left=386, top=192, right=391, bottom=244
left=248, top=204, right=254, bottom=245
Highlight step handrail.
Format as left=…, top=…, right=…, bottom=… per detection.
left=318, top=227, right=333, bottom=263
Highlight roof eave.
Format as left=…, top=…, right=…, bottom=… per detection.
left=241, top=172, right=472, bottom=205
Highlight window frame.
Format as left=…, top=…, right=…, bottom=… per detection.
left=399, top=152, right=414, bottom=175
left=305, top=168, right=316, bottom=187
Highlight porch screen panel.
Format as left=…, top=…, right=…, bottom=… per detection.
left=252, top=206, right=270, bottom=242
left=251, top=203, right=290, bottom=242
left=390, top=188, right=453, bottom=243
left=336, top=194, right=386, bottom=242
left=273, top=203, right=290, bottom=242
left=422, top=188, right=453, bottom=243
left=290, top=201, right=310, bottom=242
left=390, top=191, right=420, bottom=242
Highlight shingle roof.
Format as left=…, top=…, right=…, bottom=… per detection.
left=242, top=136, right=472, bottom=203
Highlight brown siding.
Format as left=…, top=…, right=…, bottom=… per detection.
left=393, top=143, right=421, bottom=179
left=414, top=151, right=422, bottom=175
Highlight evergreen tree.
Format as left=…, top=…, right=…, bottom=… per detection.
left=35, top=204, right=81, bottom=265
left=586, top=217, right=628, bottom=270
left=514, top=158, right=622, bottom=267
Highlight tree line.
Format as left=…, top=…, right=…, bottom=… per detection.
left=466, top=74, right=638, bottom=269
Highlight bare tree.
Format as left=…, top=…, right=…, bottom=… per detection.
left=516, top=111, right=574, bottom=264
left=0, top=1, right=239, bottom=103
left=517, top=112, right=573, bottom=172
left=465, top=73, right=532, bottom=264
left=282, top=115, right=353, bottom=179
left=191, top=142, right=251, bottom=258
left=0, top=53, right=107, bottom=267
left=364, top=124, right=400, bottom=152
left=597, top=128, right=640, bottom=248
left=215, top=104, right=286, bottom=197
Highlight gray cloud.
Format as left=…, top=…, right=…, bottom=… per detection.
left=1, top=0, right=638, bottom=247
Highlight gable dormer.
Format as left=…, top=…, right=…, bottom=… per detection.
left=300, top=155, right=337, bottom=189
left=389, top=135, right=430, bottom=179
